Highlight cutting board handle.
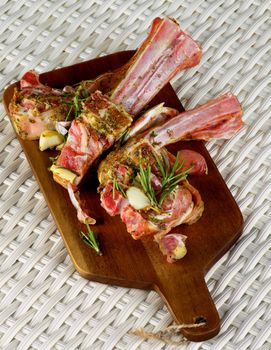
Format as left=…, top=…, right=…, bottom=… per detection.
left=155, top=271, right=220, bottom=342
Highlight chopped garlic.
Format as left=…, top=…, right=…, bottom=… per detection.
left=172, top=244, right=187, bottom=260
left=50, top=164, right=77, bottom=183
left=126, top=186, right=151, bottom=210
left=56, top=143, right=65, bottom=151
left=39, top=130, right=64, bottom=151
left=158, top=233, right=187, bottom=263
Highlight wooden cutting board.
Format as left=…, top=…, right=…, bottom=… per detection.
left=3, top=51, right=243, bottom=342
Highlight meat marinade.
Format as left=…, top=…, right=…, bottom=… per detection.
left=10, top=17, right=202, bottom=188
left=98, top=94, right=242, bottom=237
left=9, top=17, right=243, bottom=262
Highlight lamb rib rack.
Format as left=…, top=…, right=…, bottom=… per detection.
left=53, top=17, right=201, bottom=188
left=9, top=71, right=72, bottom=140
left=97, top=93, right=243, bottom=241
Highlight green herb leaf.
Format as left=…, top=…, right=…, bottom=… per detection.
left=138, top=152, right=193, bottom=208
left=156, top=153, right=193, bottom=205
left=49, top=155, right=59, bottom=164
left=65, top=105, right=73, bottom=121
left=112, top=178, right=127, bottom=198
left=64, top=86, right=88, bottom=120
left=117, top=128, right=130, bottom=146
left=138, top=164, right=159, bottom=210
left=79, top=223, right=102, bottom=255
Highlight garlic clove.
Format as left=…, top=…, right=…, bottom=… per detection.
left=50, top=164, right=77, bottom=183
left=126, top=186, right=151, bottom=210
left=39, top=130, right=64, bottom=151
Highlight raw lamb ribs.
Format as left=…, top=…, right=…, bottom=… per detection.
left=9, top=71, right=71, bottom=140
left=97, top=94, right=243, bottom=241
left=53, top=17, right=202, bottom=187
left=8, top=15, right=244, bottom=263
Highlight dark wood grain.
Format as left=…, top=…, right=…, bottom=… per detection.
left=3, top=51, right=243, bottom=342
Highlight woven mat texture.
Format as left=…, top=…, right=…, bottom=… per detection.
left=1, top=0, right=271, bottom=349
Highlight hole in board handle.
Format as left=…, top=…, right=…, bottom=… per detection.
left=194, top=316, right=206, bottom=324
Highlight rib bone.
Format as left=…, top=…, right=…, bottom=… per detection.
left=111, top=17, right=201, bottom=115
left=145, top=93, right=243, bottom=147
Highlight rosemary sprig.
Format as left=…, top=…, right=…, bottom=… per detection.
left=138, top=153, right=193, bottom=209
left=117, top=128, right=130, bottom=147
left=156, top=152, right=192, bottom=205
left=65, top=104, right=73, bottom=121
left=49, top=155, right=59, bottom=164
left=80, top=223, right=102, bottom=256
left=138, top=164, right=159, bottom=209
left=63, top=89, right=88, bottom=120
left=112, top=178, right=127, bottom=198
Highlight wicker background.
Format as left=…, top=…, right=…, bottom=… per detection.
left=0, top=0, right=271, bottom=349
